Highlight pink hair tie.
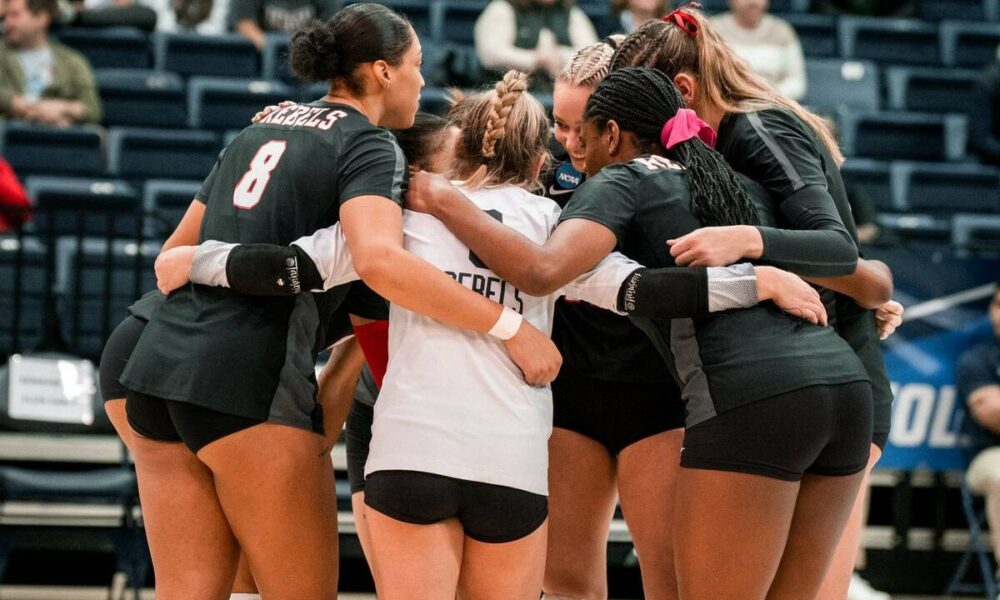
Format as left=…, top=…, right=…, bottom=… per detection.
left=660, top=108, right=717, bottom=150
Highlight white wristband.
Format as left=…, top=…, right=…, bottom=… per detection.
left=487, top=306, right=523, bottom=341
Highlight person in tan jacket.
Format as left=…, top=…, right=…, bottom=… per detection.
left=0, top=0, right=102, bottom=125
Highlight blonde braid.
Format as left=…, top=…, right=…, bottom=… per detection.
left=558, top=36, right=623, bottom=88
left=481, top=70, right=529, bottom=159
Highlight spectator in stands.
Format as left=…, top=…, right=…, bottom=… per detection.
left=149, top=0, right=226, bottom=34
left=611, top=0, right=669, bottom=33
left=60, top=0, right=158, bottom=33
left=230, top=0, right=335, bottom=50
left=710, top=0, right=806, bottom=101
left=474, top=0, right=598, bottom=86
left=810, top=0, right=916, bottom=16
left=970, top=48, right=1000, bottom=166
left=0, top=157, right=30, bottom=232
left=960, top=284, right=1000, bottom=570
left=0, top=0, right=102, bottom=125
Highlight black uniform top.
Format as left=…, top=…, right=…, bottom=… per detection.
left=543, top=157, right=673, bottom=384
left=559, top=155, right=870, bottom=426
left=121, top=102, right=406, bottom=421
left=716, top=107, right=893, bottom=436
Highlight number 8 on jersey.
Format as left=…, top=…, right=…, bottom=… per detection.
left=233, top=140, right=288, bottom=210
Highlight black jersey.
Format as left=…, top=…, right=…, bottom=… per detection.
left=559, top=156, right=870, bottom=426
left=716, top=108, right=893, bottom=436
left=121, top=102, right=406, bottom=421
left=542, top=155, right=674, bottom=384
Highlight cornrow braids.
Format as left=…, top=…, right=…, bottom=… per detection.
left=557, top=35, right=624, bottom=88
left=586, top=68, right=760, bottom=228
left=482, top=71, right=529, bottom=158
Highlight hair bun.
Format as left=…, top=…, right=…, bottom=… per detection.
left=289, top=21, right=342, bottom=82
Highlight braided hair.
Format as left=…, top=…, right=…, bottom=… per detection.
left=557, top=35, right=624, bottom=89
left=585, top=68, right=760, bottom=227
left=450, top=70, right=551, bottom=190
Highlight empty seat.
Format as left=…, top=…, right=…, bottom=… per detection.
left=0, top=123, right=104, bottom=177
left=921, top=0, right=994, bottom=21
left=953, top=213, right=1000, bottom=250
left=55, top=238, right=158, bottom=360
left=580, top=3, right=618, bottom=37
left=261, top=34, right=296, bottom=84
left=342, top=0, right=434, bottom=38
left=804, top=59, right=880, bottom=114
left=436, top=0, right=487, bottom=45
left=892, top=161, right=1000, bottom=214
left=188, top=77, right=295, bottom=130
left=784, top=13, right=839, bottom=58
left=940, top=21, right=1000, bottom=67
left=840, top=17, right=939, bottom=65
left=839, top=159, right=895, bottom=212
left=878, top=213, right=952, bottom=241
left=108, top=128, right=220, bottom=180
left=55, top=27, right=151, bottom=69
left=95, top=69, right=186, bottom=128
left=25, top=177, right=141, bottom=238
left=154, top=32, right=259, bottom=78
left=886, top=66, right=983, bottom=114
left=144, top=179, right=203, bottom=231
left=838, top=110, right=967, bottom=161
left=0, top=236, right=47, bottom=358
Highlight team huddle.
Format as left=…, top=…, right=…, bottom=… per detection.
left=97, top=3, right=907, bottom=599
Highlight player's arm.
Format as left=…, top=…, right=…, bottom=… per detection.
left=804, top=259, right=894, bottom=310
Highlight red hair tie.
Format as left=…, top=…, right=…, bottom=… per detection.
left=660, top=108, right=717, bottom=150
left=663, top=2, right=702, bottom=37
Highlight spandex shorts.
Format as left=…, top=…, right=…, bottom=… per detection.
left=99, top=315, right=147, bottom=403
left=364, top=470, right=548, bottom=544
left=680, top=381, right=873, bottom=482
left=345, top=399, right=373, bottom=494
left=125, top=390, right=266, bottom=454
left=552, top=370, right=683, bottom=455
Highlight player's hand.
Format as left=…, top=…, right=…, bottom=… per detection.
left=875, top=300, right=904, bottom=340
left=406, top=169, right=462, bottom=216
left=668, top=225, right=763, bottom=267
left=756, top=266, right=827, bottom=326
left=155, top=245, right=197, bottom=294
left=252, top=100, right=296, bottom=124
left=502, top=319, right=563, bottom=386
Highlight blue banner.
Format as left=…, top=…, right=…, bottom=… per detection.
left=866, top=246, right=998, bottom=471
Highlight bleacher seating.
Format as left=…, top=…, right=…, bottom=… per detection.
left=25, top=177, right=142, bottom=238
left=342, top=0, right=434, bottom=38
left=784, top=13, right=839, bottom=57
left=188, top=77, right=296, bottom=130
left=0, top=123, right=104, bottom=177
left=893, top=161, right=1000, bottom=214
left=840, top=17, right=941, bottom=65
left=921, top=0, right=998, bottom=21
left=435, top=0, right=486, bottom=45
left=804, top=59, right=880, bottom=114
left=886, top=66, right=982, bottom=114
left=940, top=21, right=1000, bottom=67
left=840, top=159, right=894, bottom=211
left=95, top=69, right=187, bottom=128
left=838, top=110, right=968, bottom=162
left=261, top=34, right=296, bottom=84
left=55, top=27, right=151, bottom=69
left=143, top=180, right=203, bottom=230
left=154, top=32, right=259, bottom=78
left=953, top=213, right=1000, bottom=249
left=107, top=128, right=220, bottom=180
left=0, top=237, right=47, bottom=359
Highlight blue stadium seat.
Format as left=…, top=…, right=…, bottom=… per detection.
left=301, top=82, right=328, bottom=102
left=921, top=0, right=995, bottom=21
left=803, top=59, right=880, bottom=114
left=838, top=110, right=967, bottom=161
left=420, top=87, right=453, bottom=116
left=188, top=77, right=295, bottom=130
left=154, top=32, right=259, bottom=78
left=342, top=0, right=434, bottom=38
left=886, top=66, right=983, bottom=114
left=580, top=3, right=618, bottom=37
left=54, top=27, right=151, bottom=69
left=95, top=69, right=186, bottom=128
left=784, top=13, right=839, bottom=58
left=143, top=179, right=203, bottom=231
left=840, top=159, right=895, bottom=212
left=108, top=128, right=220, bottom=180
left=940, top=21, right=1000, bottom=68
left=953, top=213, right=1000, bottom=250
left=25, top=177, right=141, bottom=238
left=878, top=213, right=952, bottom=241
left=840, top=17, right=940, bottom=65
left=0, top=236, right=47, bottom=358
left=55, top=238, right=158, bottom=359
left=261, top=34, right=296, bottom=84
left=0, top=123, right=104, bottom=177
left=892, top=161, right=1000, bottom=214
left=700, top=0, right=809, bottom=12
left=436, top=0, right=487, bottom=45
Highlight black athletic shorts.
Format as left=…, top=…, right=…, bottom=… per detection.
left=126, top=390, right=267, bottom=454
left=345, top=399, right=373, bottom=494
left=365, top=470, right=548, bottom=544
left=552, top=370, right=684, bottom=455
left=681, top=381, right=873, bottom=482
left=99, top=315, right=147, bottom=403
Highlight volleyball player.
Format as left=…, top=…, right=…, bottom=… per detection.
left=609, top=8, right=902, bottom=596
left=116, top=6, right=564, bottom=599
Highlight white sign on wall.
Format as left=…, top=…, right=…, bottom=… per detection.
left=8, top=355, right=96, bottom=425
